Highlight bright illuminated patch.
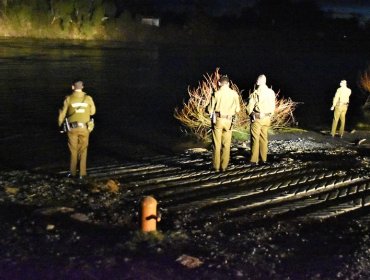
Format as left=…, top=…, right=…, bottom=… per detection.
left=72, top=103, right=88, bottom=107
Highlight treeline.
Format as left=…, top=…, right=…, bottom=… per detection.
left=0, top=0, right=173, bottom=41
left=0, top=0, right=369, bottom=43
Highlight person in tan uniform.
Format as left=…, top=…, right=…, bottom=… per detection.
left=58, top=80, right=96, bottom=178
left=330, top=80, right=351, bottom=138
left=208, top=75, right=241, bottom=172
left=246, top=74, right=276, bottom=165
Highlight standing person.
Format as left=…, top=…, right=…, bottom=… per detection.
left=208, top=75, right=240, bottom=172
left=58, top=80, right=96, bottom=179
left=246, top=74, right=276, bottom=165
left=330, top=80, right=351, bottom=138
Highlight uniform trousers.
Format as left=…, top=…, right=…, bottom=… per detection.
left=212, top=118, right=233, bottom=171
left=67, top=127, right=90, bottom=176
left=331, top=105, right=348, bottom=137
left=250, top=117, right=271, bottom=163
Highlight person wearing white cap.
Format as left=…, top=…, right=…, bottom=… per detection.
left=330, top=80, right=351, bottom=138
left=246, top=74, right=276, bottom=165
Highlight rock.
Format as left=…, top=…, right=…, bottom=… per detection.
left=186, top=148, right=208, bottom=154
left=36, top=207, right=75, bottom=216
left=106, top=179, right=120, bottom=193
left=176, top=254, right=203, bottom=268
left=46, top=224, right=55, bottom=231
left=70, top=213, right=90, bottom=222
left=5, top=187, right=19, bottom=195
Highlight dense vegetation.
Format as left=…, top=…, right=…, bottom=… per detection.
left=0, top=0, right=370, bottom=43
left=0, top=0, right=178, bottom=41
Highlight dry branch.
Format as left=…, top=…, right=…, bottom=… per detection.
left=360, top=65, right=370, bottom=93
left=174, top=68, right=298, bottom=141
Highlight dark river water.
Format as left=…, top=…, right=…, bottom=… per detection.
left=0, top=38, right=369, bottom=170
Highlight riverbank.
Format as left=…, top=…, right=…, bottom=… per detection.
left=1, top=129, right=370, bottom=279
left=1, top=29, right=370, bottom=279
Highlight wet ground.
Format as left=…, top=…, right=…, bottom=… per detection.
left=1, top=129, right=370, bottom=280
left=1, top=38, right=370, bottom=279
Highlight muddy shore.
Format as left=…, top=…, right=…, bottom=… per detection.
left=1, top=129, right=370, bottom=279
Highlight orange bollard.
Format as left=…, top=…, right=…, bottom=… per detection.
left=140, top=196, right=160, bottom=232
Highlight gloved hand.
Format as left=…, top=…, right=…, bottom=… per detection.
left=330, top=106, right=334, bottom=111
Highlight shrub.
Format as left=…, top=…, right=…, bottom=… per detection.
left=360, top=65, right=370, bottom=94
left=174, top=68, right=297, bottom=141
left=359, top=65, right=370, bottom=124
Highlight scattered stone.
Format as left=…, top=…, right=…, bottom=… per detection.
left=0, top=129, right=369, bottom=279
left=36, top=207, right=75, bottom=216
left=106, top=179, right=120, bottom=193
left=89, top=186, right=101, bottom=193
left=186, top=148, right=208, bottom=154
left=176, top=254, right=203, bottom=268
left=5, top=187, right=19, bottom=195
left=46, top=224, right=55, bottom=231
left=70, top=213, right=90, bottom=222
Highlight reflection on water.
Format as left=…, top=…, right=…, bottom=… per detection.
left=0, top=38, right=368, bottom=169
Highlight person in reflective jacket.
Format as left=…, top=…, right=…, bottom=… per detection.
left=58, top=80, right=96, bottom=178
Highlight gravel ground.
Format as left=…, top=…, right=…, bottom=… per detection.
left=0, top=130, right=370, bottom=280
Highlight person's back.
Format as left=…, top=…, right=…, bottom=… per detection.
left=65, top=91, right=95, bottom=124
left=333, top=85, right=351, bottom=106
left=213, top=86, right=240, bottom=116
left=208, top=75, right=240, bottom=172
left=246, top=74, right=275, bottom=165
left=255, top=84, right=275, bottom=115
left=331, top=80, right=351, bottom=137
left=58, top=80, right=96, bottom=179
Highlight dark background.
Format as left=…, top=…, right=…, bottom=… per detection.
left=1, top=0, right=370, bottom=170
left=0, top=37, right=369, bottom=171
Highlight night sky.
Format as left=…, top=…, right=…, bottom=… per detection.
left=154, top=0, right=370, bottom=17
